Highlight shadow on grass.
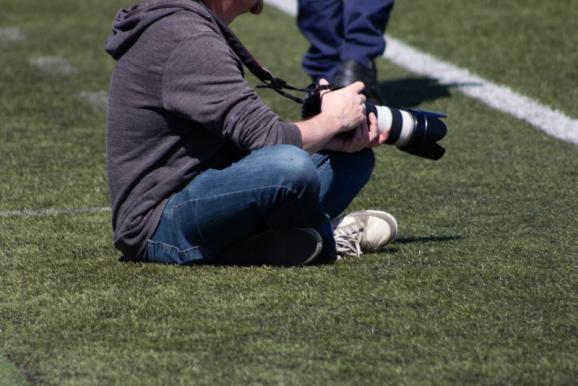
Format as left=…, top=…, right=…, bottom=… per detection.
left=379, top=77, right=479, bottom=108
left=396, top=235, right=463, bottom=244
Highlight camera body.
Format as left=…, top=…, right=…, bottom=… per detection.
left=302, top=85, right=448, bottom=160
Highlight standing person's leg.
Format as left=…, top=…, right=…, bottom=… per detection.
left=334, top=0, right=395, bottom=103
left=297, top=0, right=344, bottom=82
left=140, top=145, right=335, bottom=266
left=341, top=0, right=394, bottom=67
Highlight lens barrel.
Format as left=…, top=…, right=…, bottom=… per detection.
left=300, top=86, right=448, bottom=160
left=366, top=102, right=448, bottom=160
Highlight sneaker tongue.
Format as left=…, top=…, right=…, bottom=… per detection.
left=334, top=220, right=364, bottom=237
left=338, top=215, right=362, bottom=228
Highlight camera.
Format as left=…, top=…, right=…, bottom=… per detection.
left=302, top=85, right=448, bottom=160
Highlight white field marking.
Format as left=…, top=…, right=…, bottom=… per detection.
left=264, top=0, right=578, bottom=145
left=383, top=38, right=578, bottom=144
left=29, top=56, right=78, bottom=75
left=0, top=27, right=25, bottom=42
left=265, top=0, right=297, bottom=16
left=79, top=91, right=108, bottom=113
left=0, top=207, right=111, bottom=218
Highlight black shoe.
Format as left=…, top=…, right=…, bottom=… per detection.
left=215, top=228, right=323, bottom=267
left=334, top=60, right=384, bottom=104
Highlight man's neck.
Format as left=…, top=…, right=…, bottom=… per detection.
left=200, top=0, right=235, bottom=24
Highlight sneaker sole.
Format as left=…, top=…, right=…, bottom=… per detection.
left=300, top=228, right=323, bottom=265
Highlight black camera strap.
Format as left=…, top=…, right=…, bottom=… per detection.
left=205, top=5, right=310, bottom=104
left=141, top=1, right=312, bottom=103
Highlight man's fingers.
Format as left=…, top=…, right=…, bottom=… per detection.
left=367, top=113, right=387, bottom=147
left=349, top=121, right=369, bottom=153
left=359, top=120, right=368, bottom=140
left=371, top=113, right=390, bottom=145
left=347, top=81, right=365, bottom=94
left=368, top=113, right=379, bottom=143
left=318, top=78, right=332, bottom=97
left=369, top=112, right=377, bottom=125
left=379, top=129, right=390, bottom=144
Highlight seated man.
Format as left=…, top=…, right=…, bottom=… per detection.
left=105, top=0, right=397, bottom=266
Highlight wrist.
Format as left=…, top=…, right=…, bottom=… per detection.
left=316, top=112, right=342, bottom=135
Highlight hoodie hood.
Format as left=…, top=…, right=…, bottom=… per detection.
left=105, top=0, right=208, bottom=60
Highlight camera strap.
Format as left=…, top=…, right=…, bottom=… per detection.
left=206, top=5, right=311, bottom=104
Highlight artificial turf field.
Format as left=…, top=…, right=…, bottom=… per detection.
left=0, top=0, right=576, bottom=384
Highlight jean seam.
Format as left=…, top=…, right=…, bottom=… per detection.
left=172, top=184, right=304, bottom=246
left=172, top=184, right=300, bottom=211
left=147, top=239, right=200, bottom=254
left=316, top=157, right=331, bottom=176
left=158, top=193, right=176, bottom=219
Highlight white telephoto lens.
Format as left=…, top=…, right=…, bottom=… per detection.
left=374, top=105, right=392, bottom=134
left=396, top=110, right=415, bottom=147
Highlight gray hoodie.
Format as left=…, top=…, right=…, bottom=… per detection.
left=105, top=0, right=301, bottom=259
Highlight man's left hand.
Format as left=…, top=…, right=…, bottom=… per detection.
left=324, top=112, right=389, bottom=153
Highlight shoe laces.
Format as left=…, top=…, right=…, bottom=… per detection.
left=333, top=222, right=364, bottom=258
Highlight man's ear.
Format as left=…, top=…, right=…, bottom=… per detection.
left=250, top=0, right=264, bottom=14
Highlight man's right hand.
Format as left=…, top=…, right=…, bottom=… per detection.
left=294, top=79, right=373, bottom=153
left=318, top=79, right=367, bottom=135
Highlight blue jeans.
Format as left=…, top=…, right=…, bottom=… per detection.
left=298, top=0, right=394, bottom=81
left=141, top=145, right=375, bottom=265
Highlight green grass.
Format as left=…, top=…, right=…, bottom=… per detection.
left=1, top=0, right=577, bottom=385
left=0, top=354, right=27, bottom=386
left=387, top=0, right=578, bottom=117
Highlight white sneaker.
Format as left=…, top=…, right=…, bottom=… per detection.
left=332, top=210, right=398, bottom=258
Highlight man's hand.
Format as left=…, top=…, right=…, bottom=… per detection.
left=324, top=112, right=389, bottom=153
left=319, top=79, right=367, bottom=135
left=295, top=79, right=388, bottom=153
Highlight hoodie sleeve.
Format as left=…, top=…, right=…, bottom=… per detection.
left=161, top=28, right=302, bottom=150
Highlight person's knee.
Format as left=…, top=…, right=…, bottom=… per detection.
left=256, top=146, right=325, bottom=231
left=266, top=145, right=320, bottom=196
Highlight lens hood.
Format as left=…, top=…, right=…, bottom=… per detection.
left=400, top=109, right=448, bottom=160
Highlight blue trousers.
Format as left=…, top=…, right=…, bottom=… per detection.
left=141, top=145, right=375, bottom=265
left=297, top=0, right=394, bottom=81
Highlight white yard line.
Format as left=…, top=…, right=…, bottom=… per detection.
left=0, top=207, right=111, bottom=218
left=29, top=56, right=78, bottom=75
left=79, top=91, right=108, bottom=114
left=0, top=27, right=25, bottom=42
left=264, top=0, right=578, bottom=145
left=264, top=0, right=297, bottom=15
left=383, top=38, right=578, bottom=144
